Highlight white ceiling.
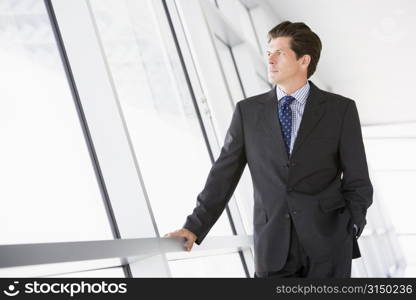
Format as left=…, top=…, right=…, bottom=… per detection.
left=267, top=0, right=416, bottom=125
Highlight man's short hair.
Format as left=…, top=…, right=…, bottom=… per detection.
left=268, top=21, right=322, bottom=78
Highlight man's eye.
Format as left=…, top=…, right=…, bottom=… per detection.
left=267, top=51, right=283, bottom=56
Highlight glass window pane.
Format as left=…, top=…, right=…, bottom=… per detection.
left=0, top=0, right=113, bottom=246
left=51, top=267, right=125, bottom=278
left=363, top=125, right=416, bottom=277
left=216, top=0, right=260, bottom=51
left=168, top=252, right=246, bottom=277
left=397, top=236, right=416, bottom=277
left=88, top=0, right=245, bottom=276
left=1, top=259, right=125, bottom=278
left=213, top=37, right=245, bottom=103
left=370, top=171, right=415, bottom=233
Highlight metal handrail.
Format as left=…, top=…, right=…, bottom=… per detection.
left=0, top=235, right=253, bottom=273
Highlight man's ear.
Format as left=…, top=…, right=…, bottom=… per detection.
left=300, top=54, right=311, bottom=68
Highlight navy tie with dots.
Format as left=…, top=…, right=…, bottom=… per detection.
left=278, top=95, right=296, bottom=155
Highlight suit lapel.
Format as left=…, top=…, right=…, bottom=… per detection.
left=256, top=80, right=327, bottom=162
left=290, top=81, right=327, bottom=158
left=257, top=88, right=289, bottom=162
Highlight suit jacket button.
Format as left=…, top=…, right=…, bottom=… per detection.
left=284, top=213, right=290, bottom=219
left=287, top=187, right=293, bottom=192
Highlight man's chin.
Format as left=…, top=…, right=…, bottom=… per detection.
left=268, top=75, right=280, bottom=85
left=268, top=77, right=282, bottom=86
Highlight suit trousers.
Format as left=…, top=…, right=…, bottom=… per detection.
left=254, top=216, right=353, bottom=278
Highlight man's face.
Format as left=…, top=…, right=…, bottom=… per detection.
left=267, top=36, right=307, bottom=85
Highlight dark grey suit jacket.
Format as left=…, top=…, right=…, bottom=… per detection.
left=184, top=80, right=373, bottom=273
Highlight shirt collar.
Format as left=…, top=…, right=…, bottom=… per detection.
left=276, top=81, right=310, bottom=106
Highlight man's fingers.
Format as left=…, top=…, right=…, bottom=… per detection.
left=185, top=241, right=193, bottom=251
left=164, top=230, right=196, bottom=251
left=164, top=230, right=188, bottom=238
left=165, top=231, right=181, bottom=238
left=164, top=229, right=197, bottom=251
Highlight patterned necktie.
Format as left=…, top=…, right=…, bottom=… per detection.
left=278, top=95, right=296, bottom=155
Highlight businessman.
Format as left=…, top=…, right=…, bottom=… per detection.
left=165, top=21, right=373, bottom=278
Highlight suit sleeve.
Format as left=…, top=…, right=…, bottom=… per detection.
left=183, top=102, right=247, bottom=245
left=339, top=100, right=373, bottom=232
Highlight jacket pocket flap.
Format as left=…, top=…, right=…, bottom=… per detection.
left=319, top=196, right=346, bottom=212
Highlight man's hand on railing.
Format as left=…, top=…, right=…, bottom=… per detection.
left=164, top=228, right=197, bottom=252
